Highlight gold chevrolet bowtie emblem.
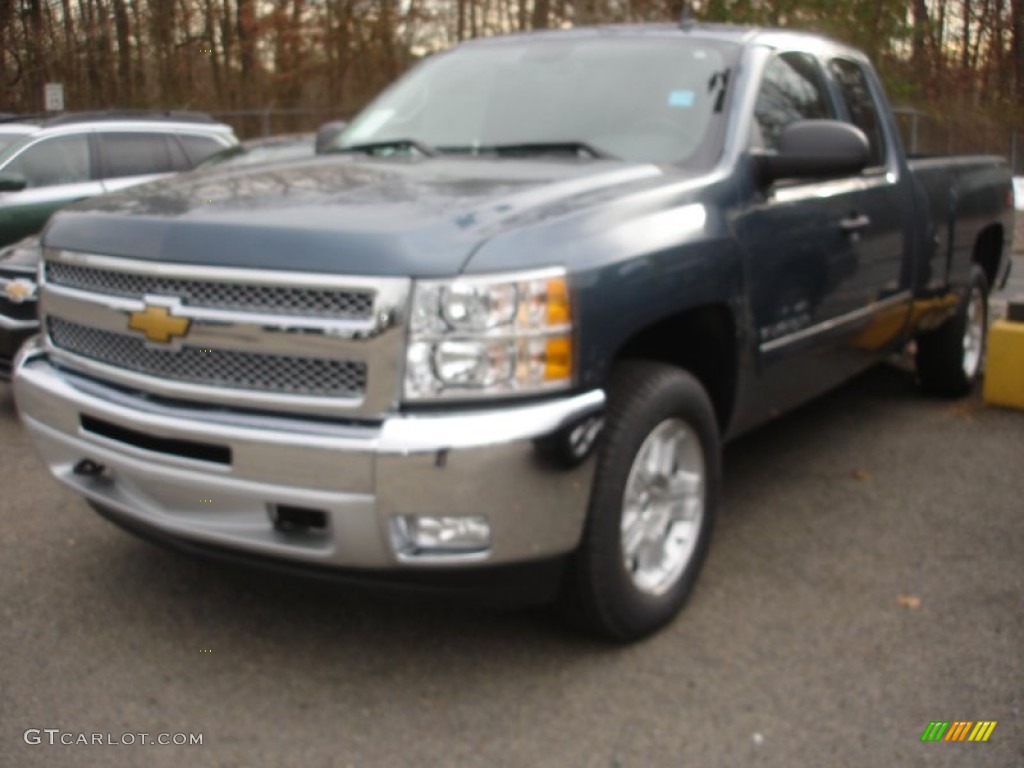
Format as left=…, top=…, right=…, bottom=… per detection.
left=127, top=304, right=191, bottom=343
left=2, top=278, right=36, bottom=304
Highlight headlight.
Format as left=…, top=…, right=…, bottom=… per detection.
left=404, top=268, right=573, bottom=400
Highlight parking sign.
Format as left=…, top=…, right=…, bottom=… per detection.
left=44, top=83, right=64, bottom=112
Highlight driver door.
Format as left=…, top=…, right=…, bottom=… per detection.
left=735, top=51, right=874, bottom=413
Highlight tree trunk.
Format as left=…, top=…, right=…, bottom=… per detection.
left=1013, top=0, right=1024, bottom=103
left=94, top=0, right=116, bottom=107
left=962, top=0, right=972, bottom=72
left=129, top=0, right=146, bottom=103
left=112, top=0, right=133, bottom=105
left=532, top=0, right=549, bottom=28
left=237, top=0, right=256, bottom=98
left=27, top=0, right=44, bottom=110
left=221, top=0, right=236, bottom=107
left=204, top=0, right=223, bottom=104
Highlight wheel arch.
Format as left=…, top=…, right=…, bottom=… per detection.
left=611, top=303, right=738, bottom=434
left=972, top=224, right=1003, bottom=290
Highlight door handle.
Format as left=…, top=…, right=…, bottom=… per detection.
left=839, top=214, right=871, bottom=233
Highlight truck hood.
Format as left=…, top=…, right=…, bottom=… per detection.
left=44, top=156, right=675, bottom=277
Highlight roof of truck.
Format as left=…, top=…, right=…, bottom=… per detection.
left=459, top=22, right=851, bottom=55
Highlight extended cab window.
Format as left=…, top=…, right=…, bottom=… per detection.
left=753, top=52, right=833, bottom=150
left=3, top=135, right=92, bottom=187
left=98, top=132, right=176, bottom=178
left=829, top=58, right=887, bottom=168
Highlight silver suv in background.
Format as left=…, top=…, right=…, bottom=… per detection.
left=0, top=112, right=238, bottom=375
left=0, top=112, right=237, bottom=247
left=0, top=122, right=37, bottom=156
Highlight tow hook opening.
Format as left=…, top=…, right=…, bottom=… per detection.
left=534, top=412, right=605, bottom=469
left=73, top=458, right=108, bottom=478
left=269, top=504, right=329, bottom=535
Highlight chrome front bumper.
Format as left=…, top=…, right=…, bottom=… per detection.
left=14, top=339, right=603, bottom=569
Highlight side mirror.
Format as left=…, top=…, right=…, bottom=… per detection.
left=315, top=121, right=348, bottom=154
left=0, top=172, right=27, bottom=192
left=752, top=120, right=870, bottom=185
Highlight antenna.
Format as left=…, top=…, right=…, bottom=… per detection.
left=679, top=1, right=695, bottom=30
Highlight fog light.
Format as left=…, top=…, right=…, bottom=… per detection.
left=391, top=514, right=491, bottom=559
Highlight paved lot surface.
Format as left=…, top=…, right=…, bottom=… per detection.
left=1, top=362, right=1022, bottom=768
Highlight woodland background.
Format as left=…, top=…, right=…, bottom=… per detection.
left=2, top=0, right=1023, bottom=167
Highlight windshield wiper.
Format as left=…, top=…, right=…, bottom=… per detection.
left=708, top=68, right=731, bottom=113
left=439, top=142, right=615, bottom=160
left=332, top=139, right=438, bottom=157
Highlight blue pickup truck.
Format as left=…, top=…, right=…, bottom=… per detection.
left=13, top=24, right=1014, bottom=640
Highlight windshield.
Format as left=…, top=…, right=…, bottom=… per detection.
left=336, top=37, right=737, bottom=166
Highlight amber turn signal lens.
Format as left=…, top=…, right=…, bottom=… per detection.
left=546, top=277, right=571, bottom=325
left=543, top=336, right=572, bottom=381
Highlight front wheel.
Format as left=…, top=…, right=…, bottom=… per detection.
left=562, top=361, right=720, bottom=642
left=916, top=266, right=989, bottom=397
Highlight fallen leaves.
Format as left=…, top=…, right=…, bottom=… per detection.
left=896, top=594, right=922, bottom=610
left=947, top=400, right=985, bottom=422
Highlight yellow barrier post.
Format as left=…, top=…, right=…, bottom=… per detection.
left=984, top=297, right=1024, bottom=410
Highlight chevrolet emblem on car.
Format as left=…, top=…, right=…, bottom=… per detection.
left=127, top=303, right=191, bottom=344
left=1, top=277, right=36, bottom=304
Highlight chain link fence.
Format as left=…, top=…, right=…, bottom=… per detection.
left=207, top=108, right=350, bottom=140
left=893, top=107, right=1022, bottom=174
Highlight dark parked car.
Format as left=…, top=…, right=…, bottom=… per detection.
left=0, top=234, right=39, bottom=378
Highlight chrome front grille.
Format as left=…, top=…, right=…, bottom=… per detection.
left=49, top=317, right=367, bottom=397
left=40, top=250, right=411, bottom=416
left=46, top=261, right=374, bottom=319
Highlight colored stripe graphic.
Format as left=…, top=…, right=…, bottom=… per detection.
left=968, top=722, right=997, bottom=742
left=944, top=721, right=972, bottom=741
left=921, top=721, right=996, bottom=742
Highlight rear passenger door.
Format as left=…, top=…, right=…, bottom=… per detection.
left=740, top=51, right=874, bottom=335
left=96, top=131, right=185, bottom=193
left=825, top=57, right=913, bottom=349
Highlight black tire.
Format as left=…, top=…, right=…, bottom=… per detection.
left=561, top=361, right=721, bottom=642
left=916, top=266, right=989, bottom=397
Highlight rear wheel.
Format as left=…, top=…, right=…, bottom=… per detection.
left=562, top=361, right=720, bottom=641
left=916, top=266, right=989, bottom=397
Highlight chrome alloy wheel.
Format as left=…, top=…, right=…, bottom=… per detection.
left=962, top=283, right=986, bottom=379
left=620, top=418, right=705, bottom=596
